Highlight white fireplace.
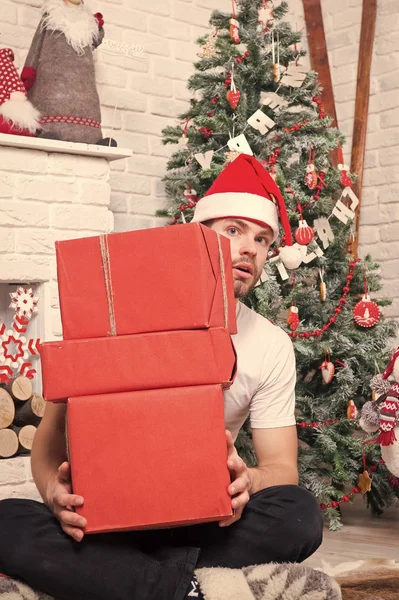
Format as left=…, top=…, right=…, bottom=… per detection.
left=0, top=133, right=132, bottom=500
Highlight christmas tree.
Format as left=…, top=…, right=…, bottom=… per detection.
left=157, top=0, right=398, bottom=529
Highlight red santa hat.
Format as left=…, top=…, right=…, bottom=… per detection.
left=191, top=154, right=302, bottom=269
left=382, top=348, right=399, bottom=380
left=0, top=48, right=40, bottom=136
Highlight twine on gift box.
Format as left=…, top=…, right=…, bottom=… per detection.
left=216, top=233, right=229, bottom=330
left=99, top=234, right=117, bottom=336
left=99, top=232, right=228, bottom=335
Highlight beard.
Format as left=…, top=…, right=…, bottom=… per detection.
left=232, top=258, right=261, bottom=299
left=42, top=0, right=100, bottom=55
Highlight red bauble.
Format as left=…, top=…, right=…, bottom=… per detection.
left=353, top=294, right=381, bottom=328
left=294, top=219, right=314, bottom=245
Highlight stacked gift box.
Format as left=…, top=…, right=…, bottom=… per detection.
left=41, top=223, right=237, bottom=534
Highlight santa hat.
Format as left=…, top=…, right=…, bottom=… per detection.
left=0, top=48, right=40, bottom=135
left=191, top=154, right=302, bottom=269
left=382, top=348, right=399, bottom=379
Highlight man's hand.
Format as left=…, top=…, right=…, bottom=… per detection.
left=46, top=462, right=86, bottom=542
left=219, top=430, right=251, bottom=527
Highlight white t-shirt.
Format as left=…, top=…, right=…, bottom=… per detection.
left=224, top=302, right=297, bottom=441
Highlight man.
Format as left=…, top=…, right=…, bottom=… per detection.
left=0, top=155, right=329, bottom=600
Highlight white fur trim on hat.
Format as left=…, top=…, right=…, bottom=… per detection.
left=191, top=192, right=279, bottom=241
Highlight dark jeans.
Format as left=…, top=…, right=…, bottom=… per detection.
left=0, top=485, right=322, bottom=600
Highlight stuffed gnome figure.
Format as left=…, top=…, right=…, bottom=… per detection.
left=360, top=348, right=399, bottom=477
left=21, top=0, right=106, bottom=144
left=0, top=48, right=40, bottom=136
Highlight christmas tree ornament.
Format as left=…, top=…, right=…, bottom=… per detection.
left=314, top=217, right=335, bottom=250
left=280, top=61, right=307, bottom=87
left=353, top=267, right=380, bottom=328
left=272, top=30, right=280, bottom=83
left=183, top=186, right=198, bottom=206
left=294, top=208, right=314, bottom=245
left=258, top=0, right=274, bottom=28
left=304, top=145, right=318, bottom=189
left=287, top=305, right=299, bottom=331
left=347, top=399, right=358, bottom=420
left=332, top=187, right=359, bottom=224
left=320, top=353, right=335, bottom=385
left=227, top=133, right=253, bottom=156
left=194, top=150, right=214, bottom=170
left=226, top=64, right=241, bottom=110
left=22, top=0, right=106, bottom=144
left=319, top=269, right=327, bottom=302
left=353, top=296, right=380, bottom=328
left=0, top=48, right=40, bottom=136
left=247, top=109, right=275, bottom=135
left=261, top=91, right=289, bottom=112
left=229, top=0, right=240, bottom=44
left=181, top=117, right=190, bottom=145
left=337, top=144, right=352, bottom=187
left=358, top=470, right=372, bottom=494
left=198, top=29, right=218, bottom=59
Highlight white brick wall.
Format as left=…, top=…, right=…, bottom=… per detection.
left=1, top=0, right=399, bottom=496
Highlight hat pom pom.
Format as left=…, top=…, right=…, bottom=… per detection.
left=279, top=245, right=303, bottom=270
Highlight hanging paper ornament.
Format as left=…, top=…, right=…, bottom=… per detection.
left=258, top=0, right=274, bottom=27
left=198, top=29, right=218, bottom=59
left=287, top=305, right=299, bottom=331
left=337, top=144, right=352, bottom=187
left=354, top=295, right=380, bottom=328
left=226, top=63, right=240, bottom=110
left=304, top=144, right=318, bottom=189
left=347, top=399, right=358, bottom=420
left=320, top=353, right=335, bottom=385
left=9, top=287, right=39, bottom=320
left=229, top=1, right=240, bottom=44
left=294, top=220, right=314, bottom=245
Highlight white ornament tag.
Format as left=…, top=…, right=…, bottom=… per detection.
left=194, top=150, right=214, bottom=170
left=247, top=109, right=275, bottom=135
left=314, top=217, right=335, bottom=249
left=268, top=256, right=289, bottom=281
left=280, top=62, right=307, bottom=88
left=255, top=269, right=269, bottom=287
left=227, top=133, right=253, bottom=156
left=332, top=187, right=359, bottom=224
left=293, top=241, right=324, bottom=265
left=260, top=92, right=289, bottom=112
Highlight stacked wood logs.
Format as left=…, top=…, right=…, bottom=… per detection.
left=0, top=376, right=45, bottom=458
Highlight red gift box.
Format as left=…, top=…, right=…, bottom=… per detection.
left=41, top=328, right=236, bottom=401
left=67, top=385, right=232, bottom=533
left=57, top=223, right=237, bottom=340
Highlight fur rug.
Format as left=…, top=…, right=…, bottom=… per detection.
left=320, top=558, right=399, bottom=600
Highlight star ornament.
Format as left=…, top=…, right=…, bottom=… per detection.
left=9, top=287, right=39, bottom=320
left=358, top=470, right=372, bottom=494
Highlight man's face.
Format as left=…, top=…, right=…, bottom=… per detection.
left=208, top=218, right=273, bottom=299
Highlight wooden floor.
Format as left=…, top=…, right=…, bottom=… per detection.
left=304, top=495, right=399, bottom=568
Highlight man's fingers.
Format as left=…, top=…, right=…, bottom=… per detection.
left=219, top=508, right=243, bottom=528
left=56, top=492, right=84, bottom=508
left=227, top=456, right=246, bottom=476
left=62, top=524, right=85, bottom=542
left=231, top=491, right=250, bottom=511
left=57, top=462, right=72, bottom=484
left=58, top=509, right=87, bottom=529
left=228, top=476, right=250, bottom=496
